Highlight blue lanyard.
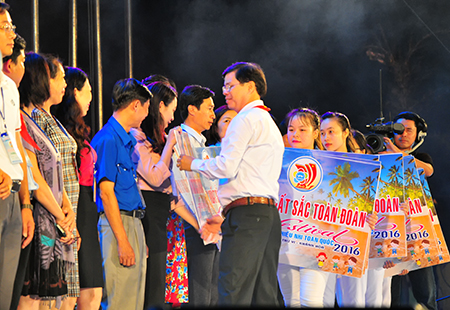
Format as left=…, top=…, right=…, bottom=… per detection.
left=0, top=88, right=6, bottom=131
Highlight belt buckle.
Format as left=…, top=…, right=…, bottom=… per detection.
left=11, top=180, right=21, bottom=193
left=134, top=209, right=145, bottom=219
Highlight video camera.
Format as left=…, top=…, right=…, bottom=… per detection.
left=365, top=118, right=405, bottom=154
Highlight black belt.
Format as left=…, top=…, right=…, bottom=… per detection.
left=99, top=209, right=145, bottom=219
left=11, top=180, right=21, bottom=193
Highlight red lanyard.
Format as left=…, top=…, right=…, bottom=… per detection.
left=254, top=105, right=271, bottom=112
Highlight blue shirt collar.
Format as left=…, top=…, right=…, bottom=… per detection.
left=108, top=116, right=137, bottom=148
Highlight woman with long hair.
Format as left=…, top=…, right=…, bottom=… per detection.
left=320, top=111, right=356, bottom=153
left=130, top=81, right=198, bottom=308
left=320, top=111, right=379, bottom=308
left=53, top=67, right=103, bottom=309
left=278, top=108, right=332, bottom=307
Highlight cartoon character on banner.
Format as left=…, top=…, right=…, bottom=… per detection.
left=389, top=239, right=400, bottom=255
left=374, top=242, right=383, bottom=256
left=421, top=239, right=430, bottom=255
left=332, top=255, right=340, bottom=271
left=346, top=257, right=357, bottom=275
left=408, top=244, right=417, bottom=257
left=316, top=252, right=327, bottom=268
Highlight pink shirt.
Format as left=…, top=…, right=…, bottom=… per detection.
left=130, top=128, right=172, bottom=194
left=79, top=141, right=97, bottom=186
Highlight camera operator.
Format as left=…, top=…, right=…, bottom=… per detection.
left=382, top=111, right=436, bottom=310
left=382, top=111, right=433, bottom=177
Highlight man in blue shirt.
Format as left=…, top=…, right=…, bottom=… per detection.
left=91, top=78, right=152, bottom=310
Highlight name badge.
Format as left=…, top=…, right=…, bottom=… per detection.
left=1, top=130, right=23, bottom=165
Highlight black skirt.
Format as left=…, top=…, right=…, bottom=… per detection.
left=141, top=190, right=172, bottom=307
left=77, top=185, right=104, bottom=288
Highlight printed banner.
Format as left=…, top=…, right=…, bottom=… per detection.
left=279, top=149, right=448, bottom=278
left=368, top=154, right=407, bottom=268
left=418, top=169, right=450, bottom=265
left=278, top=148, right=380, bottom=278
left=192, top=146, right=223, bottom=212
left=402, top=156, right=440, bottom=268
left=171, top=131, right=221, bottom=232
left=384, top=156, right=445, bottom=277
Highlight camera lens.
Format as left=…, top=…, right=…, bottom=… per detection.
left=365, top=134, right=385, bottom=154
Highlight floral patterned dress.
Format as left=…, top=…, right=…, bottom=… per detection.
left=165, top=212, right=189, bottom=304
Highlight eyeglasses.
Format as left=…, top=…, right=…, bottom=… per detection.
left=222, top=83, right=240, bottom=93
left=0, top=24, right=16, bottom=33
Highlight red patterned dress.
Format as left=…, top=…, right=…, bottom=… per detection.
left=165, top=212, right=188, bottom=304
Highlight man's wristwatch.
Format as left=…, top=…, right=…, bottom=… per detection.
left=21, top=204, right=34, bottom=211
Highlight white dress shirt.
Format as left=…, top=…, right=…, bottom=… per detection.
left=0, top=73, right=23, bottom=180
left=191, top=99, right=284, bottom=207
left=180, top=123, right=206, bottom=148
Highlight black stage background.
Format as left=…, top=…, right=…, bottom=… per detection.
left=10, top=1, right=450, bottom=308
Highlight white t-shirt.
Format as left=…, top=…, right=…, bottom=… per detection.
left=0, top=73, right=23, bottom=180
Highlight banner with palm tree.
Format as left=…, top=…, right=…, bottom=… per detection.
left=401, top=155, right=440, bottom=268
left=278, top=149, right=448, bottom=278
left=384, top=156, right=449, bottom=276
left=418, top=168, right=450, bottom=265
left=278, top=148, right=380, bottom=278
left=368, top=153, right=407, bottom=263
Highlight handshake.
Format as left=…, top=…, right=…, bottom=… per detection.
left=199, top=214, right=224, bottom=244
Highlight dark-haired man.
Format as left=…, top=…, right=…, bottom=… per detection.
left=384, top=111, right=433, bottom=177
left=383, top=111, right=436, bottom=310
left=91, top=78, right=152, bottom=310
left=178, top=62, right=284, bottom=306
left=0, top=4, right=34, bottom=310
left=2, top=33, right=25, bottom=87
left=3, top=33, right=32, bottom=310
left=173, top=84, right=219, bottom=307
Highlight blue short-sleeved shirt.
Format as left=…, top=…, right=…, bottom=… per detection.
left=91, top=116, right=143, bottom=212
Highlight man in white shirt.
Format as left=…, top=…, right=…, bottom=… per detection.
left=0, top=3, right=33, bottom=309
left=178, top=62, right=284, bottom=306
left=173, top=84, right=220, bottom=306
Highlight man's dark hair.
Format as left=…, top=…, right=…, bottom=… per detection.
left=179, top=85, right=215, bottom=121
left=111, top=78, right=152, bottom=112
left=3, top=34, right=26, bottom=63
left=0, top=3, right=10, bottom=13
left=222, top=62, right=267, bottom=98
left=393, top=111, right=428, bottom=142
